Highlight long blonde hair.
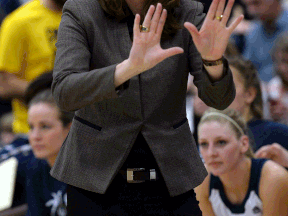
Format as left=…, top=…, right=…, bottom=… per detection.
left=198, top=108, right=255, bottom=158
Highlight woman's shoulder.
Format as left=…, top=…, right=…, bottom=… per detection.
left=194, top=169, right=210, bottom=198
left=259, top=160, right=288, bottom=195
left=260, top=159, right=288, bottom=179
left=258, top=159, right=288, bottom=214
left=63, top=0, right=103, bottom=16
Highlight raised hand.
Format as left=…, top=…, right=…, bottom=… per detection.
left=184, top=0, right=244, bottom=61
left=255, top=143, right=288, bottom=168
left=127, top=3, right=184, bottom=74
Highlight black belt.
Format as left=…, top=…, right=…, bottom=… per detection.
left=119, top=168, right=159, bottom=183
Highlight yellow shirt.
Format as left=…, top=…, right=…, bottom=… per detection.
left=0, top=0, right=62, bottom=134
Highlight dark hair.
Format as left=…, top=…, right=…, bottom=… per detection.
left=25, top=72, right=74, bottom=127
left=227, top=56, right=263, bottom=120
left=97, top=0, right=182, bottom=40
left=198, top=108, right=255, bottom=158
left=28, top=90, right=74, bottom=127
left=24, top=71, right=53, bottom=105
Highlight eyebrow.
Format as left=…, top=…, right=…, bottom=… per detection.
left=199, top=136, right=228, bottom=141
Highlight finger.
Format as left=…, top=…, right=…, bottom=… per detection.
left=150, top=3, right=163, bottom=33
left=215, top=0, right=226, bottom=18
left=159, top=47, right=184, bottom=61
left=156, top=9, right=167, bottom=36
left=221, top=0, right=235, bottom=24
left=271, top=143, right=282, bottom=149
left=142, top=5, right=156, bottom=30
left=255, top=150, right=265, bottom=158
left=255, top=146, right=269, bottom=157
left=227, top=14, right=244, bottom=34
left=184, top=22, right=200, bottom=43
left=206, top=0, right=220, bottom=20
left=133, top=14, right=141, bottom=38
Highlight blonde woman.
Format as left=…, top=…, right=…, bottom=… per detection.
left=195, top=108, right=288, bottom=216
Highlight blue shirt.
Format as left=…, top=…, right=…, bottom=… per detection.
left=243, top=10, right=288, bottom=82
left=248, top=119, right=288, bottom=151
left=0, top=0, right=21, bottom=15
left=0, top=135, right=34, bottom=208
left=26, top=157, right=67, bottom=216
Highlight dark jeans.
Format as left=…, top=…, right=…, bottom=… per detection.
left=67, top=171, right=202, bottom=215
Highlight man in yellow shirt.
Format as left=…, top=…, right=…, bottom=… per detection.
left=0, top=0, right=66, bottom=134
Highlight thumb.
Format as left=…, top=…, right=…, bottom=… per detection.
left=160, top=47, right=184, bottom=61
left=184, top=22, right=200, bottom=41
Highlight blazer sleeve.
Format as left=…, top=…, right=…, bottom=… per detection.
left=187, top=2, right=236, bottom=110
left=52, top=0, right=123, bottom=112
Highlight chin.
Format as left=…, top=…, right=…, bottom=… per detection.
left=33, top=151, right=48, bottom=160
left=208, top=166, right=227, bottom=176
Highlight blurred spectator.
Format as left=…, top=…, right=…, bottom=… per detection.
left=240, top=0, right=288, bottom=82
left=195, top=108, right=288, bottom=215
left=225, top=41, right=271, bottom=120
left=190, top=54, right=288, bottom=151
left=0, top=71, right=53, bottom=210
left=0, top=0, right=66, bottom=134
left=26, top=89, right=73, bottom=215
left=228, top=56, right=288, bottom=151
left=267, top=32, right=288, bottom=125
left=0, top=112, right=15, bottom=147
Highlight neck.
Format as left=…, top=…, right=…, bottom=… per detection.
left=243, top=107, right=254, bottom=122
left=125, top=0, right=145, bottom=15
left=41, top=0, right=62, bottom=12
left=219, top=157, right=252, bottom=193
left=47, top=155, right=57, bottom=167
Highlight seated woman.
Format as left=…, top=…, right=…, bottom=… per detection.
left=195, top=108, right=288, bottom=216
left=227, top=56, right=288, bottom=151
left=25, top=89, right=73, bottom=216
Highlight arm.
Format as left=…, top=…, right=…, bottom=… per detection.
left=259, top=160, right=288, bottom=216
left=0, top=72, right=29, bottom=99
left=255, top=143, right=288, bottom=169
left=52, top=0, right=183, bottom=112
left=184, top=0, right=243, bottom=110
left=194, top=174, right=216, bottom=216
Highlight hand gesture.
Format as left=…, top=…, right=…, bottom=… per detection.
left=255, top=143, right=288, bottom=168
left=184, top=0, right=244, bottom=60
left=127, top=3, right=184, bottom=74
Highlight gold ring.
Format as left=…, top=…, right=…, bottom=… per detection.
left=140, top=25, right=150, bottom=33
left=216, top=15, right=223, bottom=21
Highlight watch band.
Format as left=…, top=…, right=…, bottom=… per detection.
left=202, top=56, right=224, bottom=66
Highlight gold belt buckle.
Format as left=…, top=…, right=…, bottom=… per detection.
left=127, top=168, right=145, bottom=183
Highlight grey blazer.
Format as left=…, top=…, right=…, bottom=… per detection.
left=50, top=0, right=236, bottom=197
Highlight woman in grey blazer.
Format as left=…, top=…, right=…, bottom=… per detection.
left=50, top=0, right=243, bottom=214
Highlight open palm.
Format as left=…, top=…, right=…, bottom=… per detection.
left=184, top=0, right=244, bottom=61
left=128, top=3, right=184, bottom=74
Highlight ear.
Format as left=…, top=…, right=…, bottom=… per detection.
left=244, top=86, right=257, bottom=105
left=239, top=135, right=250, bottom=154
